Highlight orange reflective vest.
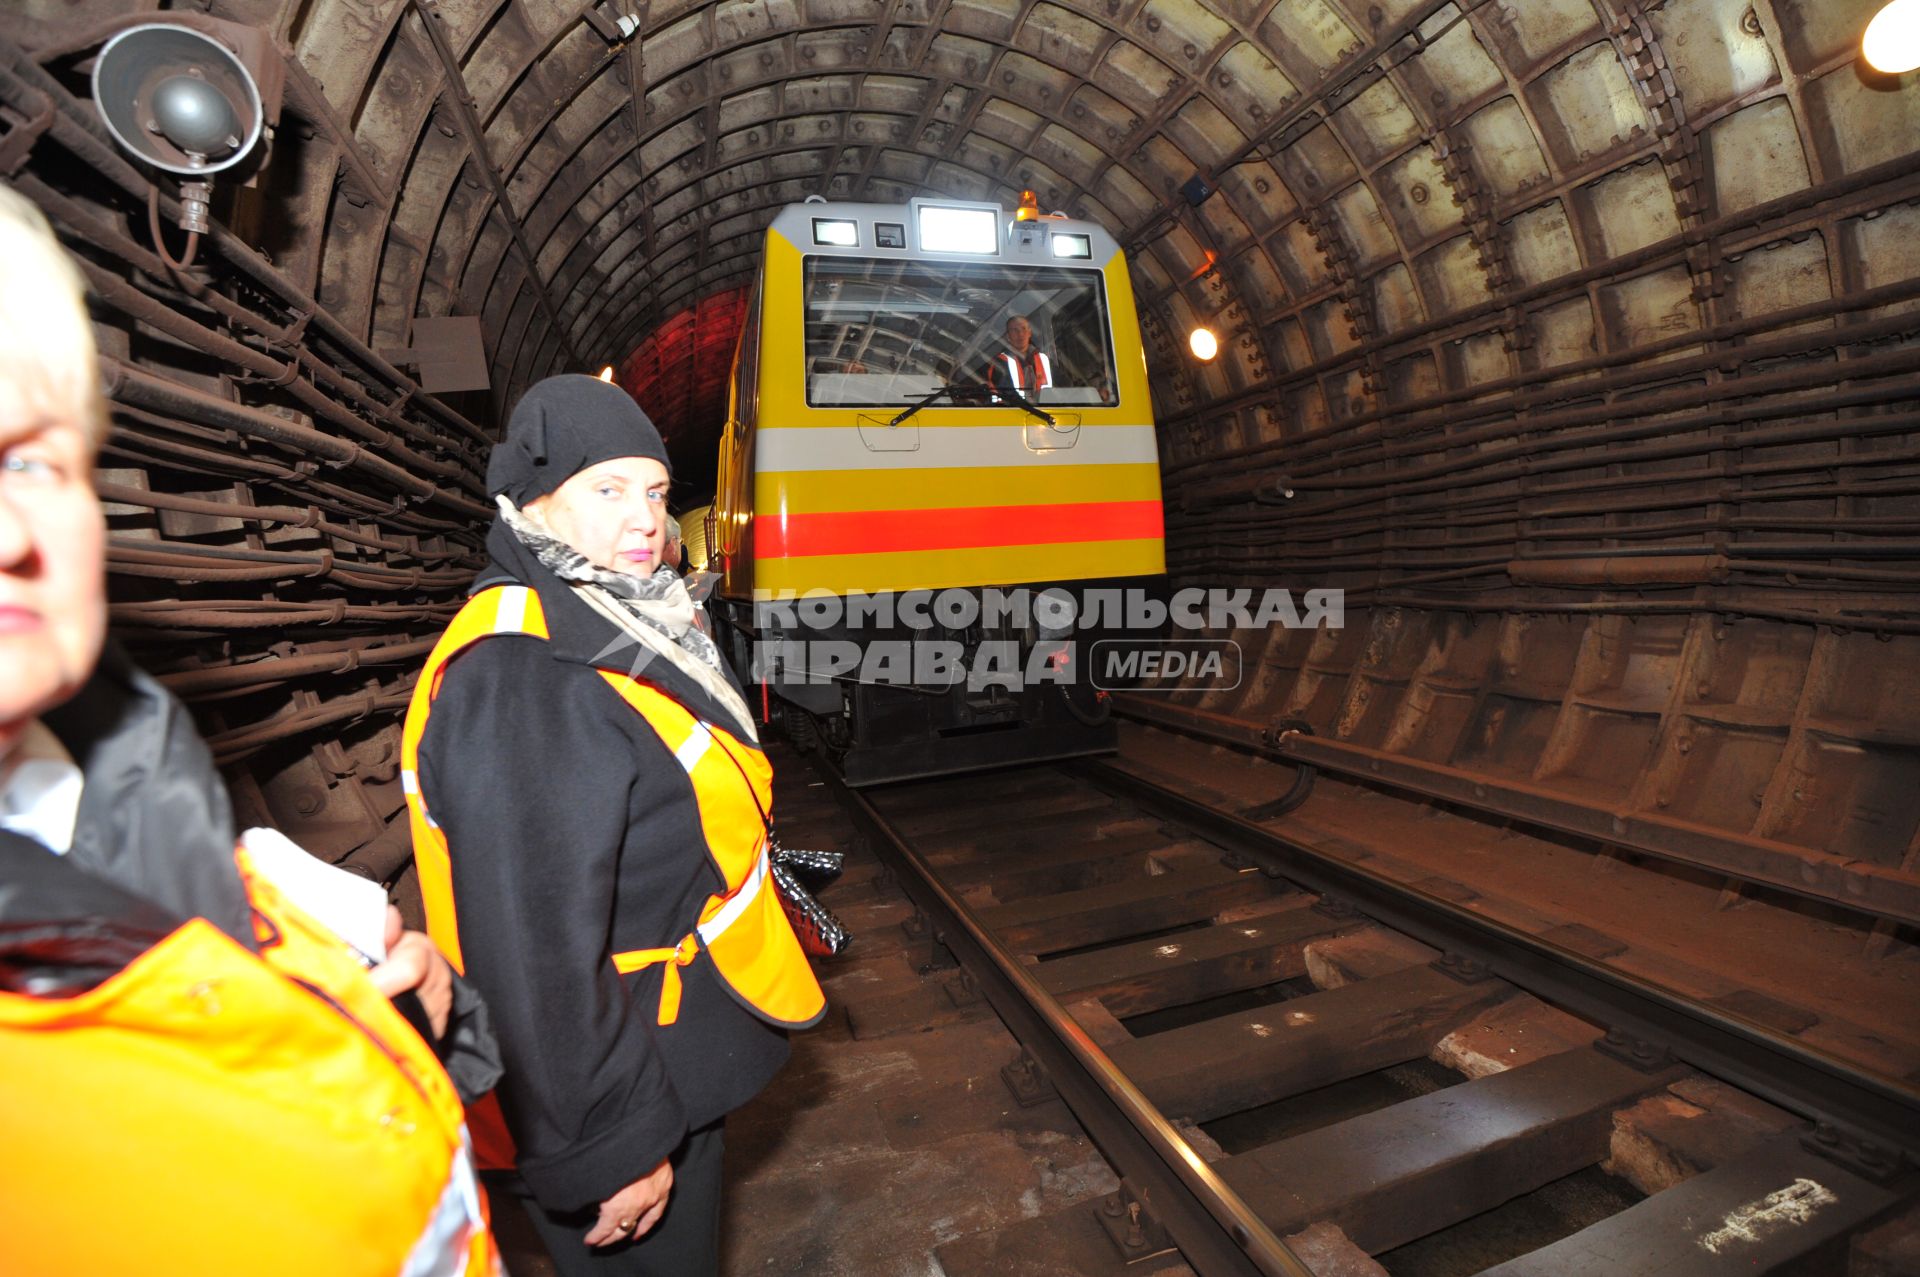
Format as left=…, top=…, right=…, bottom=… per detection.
left=0, top=844, right=495, bottom=1277
left=399, top=585, right=826, bottom=1161
left=994, top=348, right=1051, bottom=391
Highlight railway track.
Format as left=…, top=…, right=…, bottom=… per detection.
left=776, top=737, right=1920, bottom=1276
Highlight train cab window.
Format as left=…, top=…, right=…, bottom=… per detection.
left=802, top=257, right=1118, bottom=408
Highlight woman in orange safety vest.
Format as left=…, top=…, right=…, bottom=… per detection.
left=401, top=374, right=825, bottom=1276
left=0, top=181, right=495, bottom=1277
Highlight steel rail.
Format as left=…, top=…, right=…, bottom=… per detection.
left=820, top=768, right=1314, bottom=1277
left=1067, top=758, right=1920, bottom=1171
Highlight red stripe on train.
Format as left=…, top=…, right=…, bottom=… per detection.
left=755, top=500, right=1165, bottom=558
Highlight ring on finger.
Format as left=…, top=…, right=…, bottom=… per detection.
left=616, top=1218, right=636, bottom=1232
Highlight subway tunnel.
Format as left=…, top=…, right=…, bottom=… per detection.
left=4, top=0, right=1919, bottom=1271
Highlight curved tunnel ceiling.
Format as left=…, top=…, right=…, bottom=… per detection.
left=161, top=0, right=1918, bottom=491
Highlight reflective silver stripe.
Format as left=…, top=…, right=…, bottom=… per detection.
left=998, top=352, right=1022, bottom=391
left=675, top=721, right=712, bottom=773
left=400, top=768, right=437, bottom=829
left=697, top=846, right=769, bottom=946
left=494, top=584, right=530, bottom=633
left=398, top=1134, right=484, bottom=1277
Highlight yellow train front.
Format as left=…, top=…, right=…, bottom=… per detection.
left=711, top=197, right=1166, bottom=786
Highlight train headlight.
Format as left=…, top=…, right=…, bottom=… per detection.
left=1189, top=327, right=1219, bottom=361
left=917, top=205, right=999, bottom=254
left=1864, top=0, right=1920, bottom=72
left=811, top=218, right=859, bottom=247
left=1050, top=233, right=1092, bottom=259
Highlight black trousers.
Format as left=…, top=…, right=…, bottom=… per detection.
left=505, top=1121, right=725, bottom=1277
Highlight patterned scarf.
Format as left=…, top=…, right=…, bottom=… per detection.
left=497, top=497, right=757, bottom=741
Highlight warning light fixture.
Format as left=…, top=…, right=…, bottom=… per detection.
left=598, top=365, right=615, bottom=382
left=1189, top=327, right=1219, bottom=361
left=1015, top=188, right=1040, bottom=222
left=1864, top=0, right=1920, bottom=71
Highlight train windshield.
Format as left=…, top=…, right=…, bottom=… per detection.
left=802, top=258, right=1118, bottom=408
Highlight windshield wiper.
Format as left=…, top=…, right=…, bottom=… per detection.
left=996, top=383, right=1057, bottom=428
left=885, top=380, right=1056, bottom=429
left=885, top=383, right=963, bottom=428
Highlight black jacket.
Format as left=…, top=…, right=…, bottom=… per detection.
left=1, top=646, right=248, bottom=993
left=414, top=519, right=789, bottom=1212
left=40, top=645, right=251, bottom=947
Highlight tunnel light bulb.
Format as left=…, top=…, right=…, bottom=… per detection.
left=1864, top=0, right=1920, bottom=72
left=1189, top=327, right=1219, bottom=361
left=151, top=74, right=242, bottom=158
left=598, top=365, right=615, bottom=382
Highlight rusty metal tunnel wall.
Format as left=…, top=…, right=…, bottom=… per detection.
left=3, top=0, right=1917, bottom=915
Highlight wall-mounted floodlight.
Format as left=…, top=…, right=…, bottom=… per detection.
left=1864, top=0, right=1920, bottom=71
left=1189, top=327, right=1219, bottom=361
left=91, top=18, right=282, bottom=266
left=811, top=217, right=859, bottom=247
left=95, top=24, right=264, bottom=179
left=916, top=204, right=999, bottom=254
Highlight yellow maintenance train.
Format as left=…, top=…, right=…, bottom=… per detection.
left=710, top=195, right=1166, bottom=784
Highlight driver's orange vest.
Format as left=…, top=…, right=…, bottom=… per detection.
left=399, top=585, right=826, bottom=1166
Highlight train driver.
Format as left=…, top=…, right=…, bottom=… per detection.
left=987, top=314, right=1051, bottom=397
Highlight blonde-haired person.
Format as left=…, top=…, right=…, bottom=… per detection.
left=0, top=182, right=500, bottom=1276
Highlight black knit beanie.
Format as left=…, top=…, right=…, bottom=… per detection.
left=486, top=374, right=672, bottom=505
